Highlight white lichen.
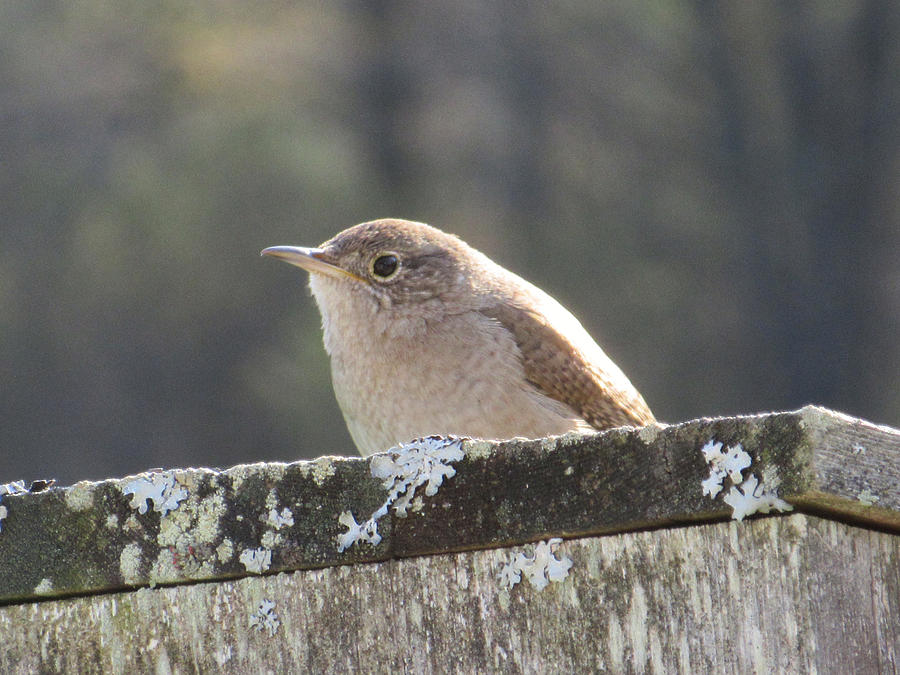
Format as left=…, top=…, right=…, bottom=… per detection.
left=262, top=507, right=294, bottom=530
left=191, top=488, right=226, bottom=539
left=239, top=547, right=272, bottom=574
left=216, top=538, right=234, bottom=563
left=498, top=539, right=573, bottom=591
left=2, top=481, right=27, bottom=495
left=241, top=491, right=294, bottom=554
left=249, top=599, right=280, bottom=637
left=701, top=438, right=792, bottom=521
left=337, top=436, right=465, bottom=552
left=309, top=456, right=338, bottom=485
left=0, top=481, right=27, bottom=533
left=370, top=436, right=465, bottom=515
left=857, top=489, right=879, bottom=506
left=462, top=439, right=496, bottom=461
left=722, top=474, right=793, bottom=521
left=760, top=463, right=782, bottom=491
left=34, top=578, right=54, bottom=595
left=122, top=472, right=188, bottom=516
left=337, top=510, right=382, bottom=551
left=260, top=530, right=283, bottom=549
left=638, top=423, right=664, bottom=444
left=64, top=482, right=96, bottom=511
left=144, top=484, right=227, bottom=584
left=119, top=542, right=144, bottom=584
left=700, top=441, right=752, bottom=497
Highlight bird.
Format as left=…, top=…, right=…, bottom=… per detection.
left=262, top=219, right=655, bottom=456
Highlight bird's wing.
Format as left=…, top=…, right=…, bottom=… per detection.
left=478, top=300, right=655, bottom=430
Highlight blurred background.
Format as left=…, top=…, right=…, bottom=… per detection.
left=2, top=2, right=898, bottom=485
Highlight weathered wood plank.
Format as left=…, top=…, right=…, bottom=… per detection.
left=0, top=406, right=896, bottom=604
left=792, top=407, right=900, bottom=524
left=1, top=514, right=896, bottom=674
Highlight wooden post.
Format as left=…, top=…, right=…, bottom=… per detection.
left=1, top=406, right=897, bottom=672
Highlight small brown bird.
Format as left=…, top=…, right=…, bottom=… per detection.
left=262, top=219, right=654, bottom=456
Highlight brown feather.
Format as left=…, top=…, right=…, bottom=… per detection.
left=479, top=300, right=655, bottom=430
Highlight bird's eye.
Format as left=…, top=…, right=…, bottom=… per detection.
left=371, top=254, right=399, bottom=279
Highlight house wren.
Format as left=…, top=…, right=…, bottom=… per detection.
left=262, top=219, right=654, bottom=456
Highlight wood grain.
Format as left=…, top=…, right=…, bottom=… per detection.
left=1, top=514, right=896, bottom=673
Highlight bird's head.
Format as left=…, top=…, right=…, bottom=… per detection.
left=262, top=219, right=498, bottom=337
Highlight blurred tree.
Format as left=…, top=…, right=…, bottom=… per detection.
left=0, top=0, right=897, bottom=484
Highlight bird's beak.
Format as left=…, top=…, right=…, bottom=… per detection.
left=260, top=246, right=361, bottom=282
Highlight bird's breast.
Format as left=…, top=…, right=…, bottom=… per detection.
left=321, top=306, right=588, bottom=456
